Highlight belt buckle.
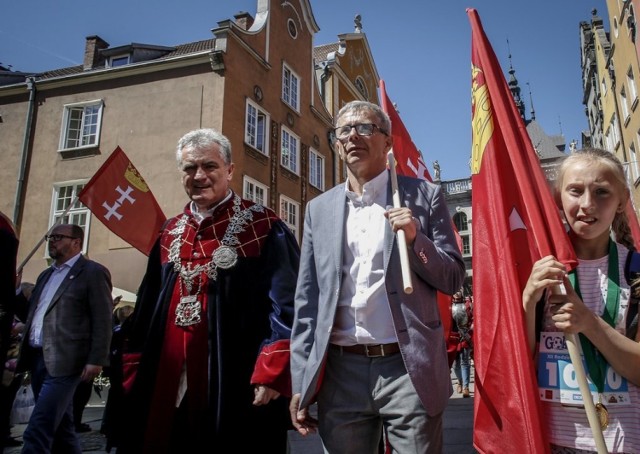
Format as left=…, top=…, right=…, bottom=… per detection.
left=365, top=344, right=382, bottom=357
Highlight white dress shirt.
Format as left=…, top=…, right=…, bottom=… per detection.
left=331, top=170, right=397, bottom=346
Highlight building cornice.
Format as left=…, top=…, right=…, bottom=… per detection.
left=0, top=51, right=214, bottom=97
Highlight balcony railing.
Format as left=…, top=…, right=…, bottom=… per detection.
left=442, top=178, right=472, bottom=194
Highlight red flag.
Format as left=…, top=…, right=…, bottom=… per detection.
left=379, top=79, right=459, bottom=361
left=379, top=80, right=432, bottom=180
left=78, top=146, right=166, bottom=256
left=467, top=8, right=577, bottom=454
left=625, top=199, right=640, bottom=250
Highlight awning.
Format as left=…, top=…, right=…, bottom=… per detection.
left=111, top=287, right=137, bottom=303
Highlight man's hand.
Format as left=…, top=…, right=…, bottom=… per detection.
left=253, top=384, right=280, bottom=406
left=81, top=364, right=102, bottom=383
left=289, top=393, right=318, bottom=436
left=385, top=207, right=419, bottom=244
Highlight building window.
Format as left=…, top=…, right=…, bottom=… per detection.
left=634, top=130, right=640, bottom=181
left=243, top=176, right=268, bottom=206
left=59, top=100, right=103, bottom=151
left=462, top=235, right=471, bottom=256
left=629, top=142, right=639, bottom=183
left=628, top=68, right=638, bottom=105
left=453, top=212, right=469, bottom=232
left=51, top=182, right=90, bottom=253
left=629, top=6, right=637, bottom=43
left=612, top=113, right=621, bottom=148
left=620, top=86, right=630, bottom=121
left=355, top=76, right=368, bottom=99
left=282, top=63, right=300, bottom=111
left=281, top=127, right=300, bottom=174
left=605, top=126, right=613, bottom=151
left=287, top=18, right=298, bottom=39
left=454, top=211, right=471, bottom=257
left=279, top=195, right=299, bottom=242
left=309, top=148, right=324, bottom=190
left=245, top=99, right=269, bottom=155
left=108, top=54, right=130, bottom=68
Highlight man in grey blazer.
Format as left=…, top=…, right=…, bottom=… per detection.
left=16, top=223, right=112, bottom=454
left=289, top=101, right=465, bottom=453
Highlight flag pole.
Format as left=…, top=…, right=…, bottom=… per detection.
left=552, top=285, right=607, bottom=454
left=17, top=196, right=77, bottom=274
left=387, top=150, right=413, bottom=294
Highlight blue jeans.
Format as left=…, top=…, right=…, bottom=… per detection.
left=453, top=347, right=471, bottom=388
left=21, top=351, right=82, bottom=454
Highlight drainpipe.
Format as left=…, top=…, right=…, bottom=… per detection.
left=13, top=76, right=36, bottom=228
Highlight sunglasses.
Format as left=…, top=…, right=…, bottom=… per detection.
left=45, top=234, right=78, bottom=242
left=331, top=123, right=388, bottom=141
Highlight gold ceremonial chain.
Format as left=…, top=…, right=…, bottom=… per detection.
left=168, top=195, right=264, bottom=326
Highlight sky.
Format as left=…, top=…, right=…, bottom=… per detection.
left=1, top=0, right=608, bottom=181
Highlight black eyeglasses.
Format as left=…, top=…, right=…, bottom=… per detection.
left=46, top=234, right=78, bottom=242
left=331, top=123, right=388, bottom=141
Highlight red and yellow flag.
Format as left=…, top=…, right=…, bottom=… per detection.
left=78, top=146, right=166, bottom=256
left=468, top=8, right=577, bottom=453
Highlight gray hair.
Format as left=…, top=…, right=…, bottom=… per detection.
left=335, top=100, right=391, bottom=134
left=175, top=128, right=232, bottom=166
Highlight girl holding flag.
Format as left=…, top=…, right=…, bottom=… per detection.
left=522, top=148, right=640, bottom=453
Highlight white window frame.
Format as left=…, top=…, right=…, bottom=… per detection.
left=453, top=212, right=469, bottom=232
left=108, top=54, right=130, bottom=68
left=634, top=131, right=640, bottom=181
left=355, top=76, right=369, bottom=99
left=282, top=63, right=300, bottom=111
left=620, top=86, right=630, bottom=121
left=612, top=113, right=621, bottom=148
left=245, top=99, right=270, bottom=155
left=461, top=235, right=471, bottom=256
left=243, top=176, right=268, bottom=206
left=308, top=148, right=325, bottom=191
left=279, top=195, right=300, bottom=243
left=629, top=142, right=639, bottom=183
left=628, top=67, right=638, bottom=106
left=50, top=181, right=91, bottom=254
left=605, top=126, right=614, bottom=151
left=59, top=99, right=104, bottom=152
left=281, top=127, right=300, bottom=174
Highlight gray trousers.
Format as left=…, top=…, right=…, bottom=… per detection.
left=317, top=348, right=443, bottom=454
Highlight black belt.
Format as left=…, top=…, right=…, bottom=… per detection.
left=330, top=343, right=400, bottom=357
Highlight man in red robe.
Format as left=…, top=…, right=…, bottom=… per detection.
left=110, top=129, right=300, bottom=453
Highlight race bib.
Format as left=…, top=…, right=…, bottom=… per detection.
left=537, top=332, right=630, bottom=406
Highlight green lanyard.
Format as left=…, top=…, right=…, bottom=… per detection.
left=567, top=240, right=619, bottom=394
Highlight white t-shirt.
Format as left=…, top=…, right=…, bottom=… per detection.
left=538, top=243, right=640, bottom=453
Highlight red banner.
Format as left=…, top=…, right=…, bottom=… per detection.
left=626, top=199, right=640, bottom=250
left=78, top=146, right=166, bottom=256
left=379, top=79, right=460, bottom=358
left=468, top=8, right=577, bottom=454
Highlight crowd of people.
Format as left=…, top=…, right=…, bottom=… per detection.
left=1, top=102, right=639, bottom=453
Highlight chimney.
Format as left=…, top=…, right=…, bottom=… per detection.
left=83, top=35, right=109, bottom=71
left=234, top=12, right=254, bottom=31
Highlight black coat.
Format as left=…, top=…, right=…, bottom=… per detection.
left=106, top=201, right=299, bottom=453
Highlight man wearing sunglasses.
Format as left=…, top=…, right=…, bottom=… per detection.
left=15, top=223, right=112, bottom=454
left=290, top=100, right=465, bottom=453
